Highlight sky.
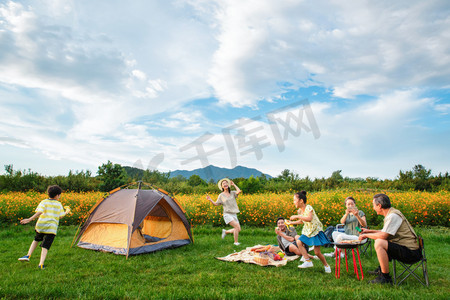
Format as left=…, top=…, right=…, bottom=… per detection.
left=0, top=0, right=449, bottom=180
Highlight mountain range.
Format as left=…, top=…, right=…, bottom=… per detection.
left=123, top=165, right=272, bottom=182
left=169, top=165, right=272, bottom=182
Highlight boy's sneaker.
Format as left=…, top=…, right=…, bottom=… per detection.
left=298, top=260, right=313, bottom=268
left=38, top=265, right=45, bottom=269
left=369, top=274, right=392, bottom=284
left=324, top=252, right=334, bottom=258
left=324, top=265, right=332, bottom=273
left=233, top=242, right=241, bottom=246
left=368, top=266, right=381, bottom=275
left=221, top=229, right=227, bottom=239
left=311, top=255, right=319, bottom=260
left=18, top=255, right=30, bottom=262
left=300, top=256, right=306, bottom=262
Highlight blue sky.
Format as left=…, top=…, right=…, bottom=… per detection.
left=0, top=0, right=449, bottom=179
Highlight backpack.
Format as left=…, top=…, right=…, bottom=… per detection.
left=323, top=225, right=335, bottom=247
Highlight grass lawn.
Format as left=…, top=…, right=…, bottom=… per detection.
left=0, top=225, right=449, bottom=299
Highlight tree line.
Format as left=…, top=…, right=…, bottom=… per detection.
left=0, top=162, right=448, bottom=194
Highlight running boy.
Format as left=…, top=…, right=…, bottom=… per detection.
left=18, top=185, right=70, bottom=269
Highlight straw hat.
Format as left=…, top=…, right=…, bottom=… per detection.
left=217, top=178, right=231, bottom=190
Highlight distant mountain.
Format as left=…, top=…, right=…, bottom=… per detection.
left=169, top=165, right=272, bottom=182
left=123, top=165, right=272, bottom=182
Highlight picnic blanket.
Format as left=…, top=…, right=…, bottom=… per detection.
left=215, top=244, right=300, bottom=267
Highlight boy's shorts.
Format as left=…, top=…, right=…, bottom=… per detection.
left=34, top=231, right=56, bottom=250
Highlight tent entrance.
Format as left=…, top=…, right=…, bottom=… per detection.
left=78, top=223, right=129, bottom=254
left=141, top=202, right=172, bottom=243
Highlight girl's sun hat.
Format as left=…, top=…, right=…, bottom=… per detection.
left=217, top=178, right=231, bottom=190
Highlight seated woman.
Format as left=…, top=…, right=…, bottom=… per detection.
left=324, top=196, right=367, bottom=257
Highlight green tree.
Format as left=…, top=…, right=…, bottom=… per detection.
left=412, top=164, right=432, bottom=180
left=322, top=170, right=344, bottom=189
left=0, top=165, right=47, bottom=192
left=331, top=170, right=344, bottom=182
left=188, top=174, right=206, bottom=187
left=240, top=176, right=262, bottom=194
left=412, top=164, right=432, bottom=191
left=395, top=169, right=415, bottom=190
left=170, top=175, right=187, bottom=183
left=142, top=169, right=170, bottom=185
left=278, top=169, right=299, bottom=182
left=97, top=161, right=129, bottom=192
left=292, top=176, right=313, bottom=192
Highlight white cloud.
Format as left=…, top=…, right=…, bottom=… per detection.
left=152, top=110, right=205, bottom=132
left=208, top=0, right=450, bottom=106
left=259, top=90, right=442, bottom=179
left=0, top=136, right=30, bottom=149
left=132, top=70, right=147, bottom=81
left=0, top=1, right=37, bottom=33
left=0, top=0, right=448, bottom=179
left=433, top=102, right=450, bottom=115
left=181, top=89, right=444, bottom=179
left=0, top=1, right=217, bottom=171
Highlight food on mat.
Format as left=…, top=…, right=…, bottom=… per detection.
left=251, top=245, right=271, bottom=252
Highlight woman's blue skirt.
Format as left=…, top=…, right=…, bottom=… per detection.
left=299, top=231, right=330, bottom=246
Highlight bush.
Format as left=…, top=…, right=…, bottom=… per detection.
left=1, top=190, right=449, bottom=228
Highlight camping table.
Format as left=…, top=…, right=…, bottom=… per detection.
left=334, top=242, right=365, bottom=280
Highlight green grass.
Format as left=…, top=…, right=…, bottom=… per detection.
left=1, top=225, right=449, bottom=299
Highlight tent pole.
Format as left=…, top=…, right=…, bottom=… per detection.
left=70, top=223, right=83, bottom=247
left=126, top=226, right=132, bottom=259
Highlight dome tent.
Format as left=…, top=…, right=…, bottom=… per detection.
left=72, top=182, right=193, bottom=257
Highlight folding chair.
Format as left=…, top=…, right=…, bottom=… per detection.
left=358, top=230, right=372, bottom=257
left=358, top=238, right=372, bottom=257
left=392, top=235, right=429, bottom=287
left=335, top=224, right=345, bottom=233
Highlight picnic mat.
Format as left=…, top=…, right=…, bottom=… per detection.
left=215, top=245, right=300, bottom=267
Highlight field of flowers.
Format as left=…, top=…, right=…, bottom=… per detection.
left=0, top=190, right=449, bottom=227
left=179, top=190, right=450, bottom=227
left=0, top=191, right=105, bottom=226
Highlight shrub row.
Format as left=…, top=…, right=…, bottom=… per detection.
left=1, top=190, right=448, bottom=228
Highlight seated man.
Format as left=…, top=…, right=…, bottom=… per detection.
left=275, top=217, right=308, bottom=257
left=359, top=194, right=422, bottom=284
